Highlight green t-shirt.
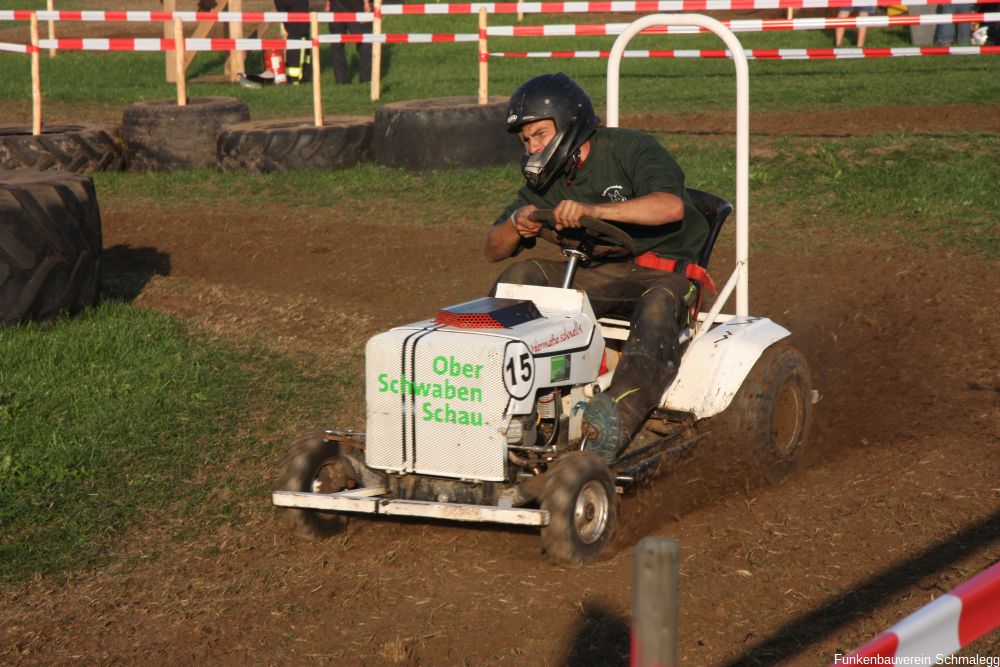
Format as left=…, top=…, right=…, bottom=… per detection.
left=495, top=127, right=709, bottom=262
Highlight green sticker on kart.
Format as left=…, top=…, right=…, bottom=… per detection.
left=550, top=354, right=571, bottom=382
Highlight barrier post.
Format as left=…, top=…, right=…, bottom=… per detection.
left=30, top=13, right=42, bottom=136
left=478, top=8, right=488, bottom=104
left=371, top=0, right=382, bottom=101
left=631, top=537, right=679, bottom=667
left=46, top=0, right=55, bottom=58
left=311, top=13, right=323, bottom=126
left=228, top=0, right=245, bottom=81
left=164, top=0, right=176, bottom=82
left=173, top=18, right=187, bottom=105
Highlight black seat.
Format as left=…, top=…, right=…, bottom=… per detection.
left=687, top=188, right=733, bottom=269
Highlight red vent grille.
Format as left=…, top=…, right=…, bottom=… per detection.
left=435, top=311, right=504, bottom=328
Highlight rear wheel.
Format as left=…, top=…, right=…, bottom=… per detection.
left=730, top=344, right=813, bottom=483
left=540, top=452, right=618, bottom=566
left=275, top=430, right=360, bottom=539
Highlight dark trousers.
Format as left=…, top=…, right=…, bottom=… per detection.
left=328, top=22, right=372, bottom=83
left=328, top=0, right=372, bottom=83
left=274, top=0, right=312, bottom=82
left=493, top=259, right=694, bottom=438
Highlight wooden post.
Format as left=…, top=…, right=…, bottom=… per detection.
left=517, top=0, right=523, bottom=22
left=164, top=0, right=176, bottom=82
left=311, top=13, right=323, bottom=127
left=173, top=18, right=187, bottom=105
left=631, top=537, right=680, bottom=667
left=370, top=0, right=382, bottom=101
left=228, top=0, right=244, bottom=82
left=30, top=13, right=42, bottom=136
left=478, top=8, right=488, bottom=104
left=46, top=0, right=55, bottom=58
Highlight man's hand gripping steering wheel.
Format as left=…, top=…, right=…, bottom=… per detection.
left=525, top=205, right=635, bottom=263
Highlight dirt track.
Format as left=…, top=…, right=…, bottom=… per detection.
left=1, top=107, right=999, bottom=665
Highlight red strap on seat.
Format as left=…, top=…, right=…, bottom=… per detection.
left=634, top=252, right=716, bottom=294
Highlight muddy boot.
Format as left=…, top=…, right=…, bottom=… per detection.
left=581, top=392, right=644, bottom=462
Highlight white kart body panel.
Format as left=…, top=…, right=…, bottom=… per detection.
left=364, top=286, right=603, bottom=482
left=661, top=316, right=790, bottom=419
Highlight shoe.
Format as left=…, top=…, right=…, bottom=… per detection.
left=581, top=393, right=626, bottom=462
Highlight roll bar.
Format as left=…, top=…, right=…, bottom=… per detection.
left=606, top=15, right=750, bottom=323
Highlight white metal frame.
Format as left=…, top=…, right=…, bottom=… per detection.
left=606, top=14, right=750, bottom=338
left=272, top=489, right=550, bottom=526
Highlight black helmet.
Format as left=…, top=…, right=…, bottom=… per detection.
left=506, top=73, right=600, bottom=191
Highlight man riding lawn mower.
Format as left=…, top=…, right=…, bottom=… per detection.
left=488, top=72, right=715, bottom=464
left=272, top=17, right=815, bottom=566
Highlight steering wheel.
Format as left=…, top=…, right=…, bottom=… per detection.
left=529, top=209, right=635, bottom=261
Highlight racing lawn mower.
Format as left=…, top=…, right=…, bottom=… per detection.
left=271, top=15, right=816, bottom=566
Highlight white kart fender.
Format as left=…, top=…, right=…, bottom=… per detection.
left=661, top=316, right=790, bottom=419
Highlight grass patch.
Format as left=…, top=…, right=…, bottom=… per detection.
left=0, top=300, right=350, bottom=585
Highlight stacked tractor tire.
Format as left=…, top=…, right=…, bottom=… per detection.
left=0, top=94, right=519, bottom=326
left=0, top=170, right=103, bottom=326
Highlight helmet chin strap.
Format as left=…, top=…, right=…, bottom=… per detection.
left=564, top=147, right=584, bottom=184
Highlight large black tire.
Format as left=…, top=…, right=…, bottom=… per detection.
left=727, top=343, right=813, bottom=484
left=217, top=117, right=373, bottom=173
left=373, top=96, right=520, bottom=171
left=275, top=430, right=362, bottom=540
left=540, top=451, right=618, bottom=566
left=0, top=124, right=125, bottom=173
left=0, top=170, right=102, bottom=326
left=120, top=97, right=250, bottom=172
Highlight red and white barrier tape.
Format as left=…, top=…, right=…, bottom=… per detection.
left=29, top=33, right=479, bottom=51
left=491, top=45, right=1000, bottom=57
left=839, top=560, right=1000, bottom=663
left=370, top=0, right=980, bottom=14
left=32, top=37, right=299, bottom=51
left=19, top=32, right=998, bottom=52
left=316, top=32, right=479, bottom=43
left=13, top=13, right=994, bottom=52
left=0, top=0, right=982, bottom=22
left=0, top=41, right=34, bottom=53
left=486, top=12, right=999, bottom=35
left=0, top=10, right=372, bottom=23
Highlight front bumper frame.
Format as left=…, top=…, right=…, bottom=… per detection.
left=272, top=487, right=550, bottom=527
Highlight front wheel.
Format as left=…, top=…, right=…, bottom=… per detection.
left=540, top=452, right=618, bottom=566
left=274, top=430, right=360, bottom=539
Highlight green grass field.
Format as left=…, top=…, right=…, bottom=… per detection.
left=1, top=0, right=998, bottom=585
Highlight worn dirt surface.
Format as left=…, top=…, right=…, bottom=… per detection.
left=1, top=106, right=999, bottom=666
